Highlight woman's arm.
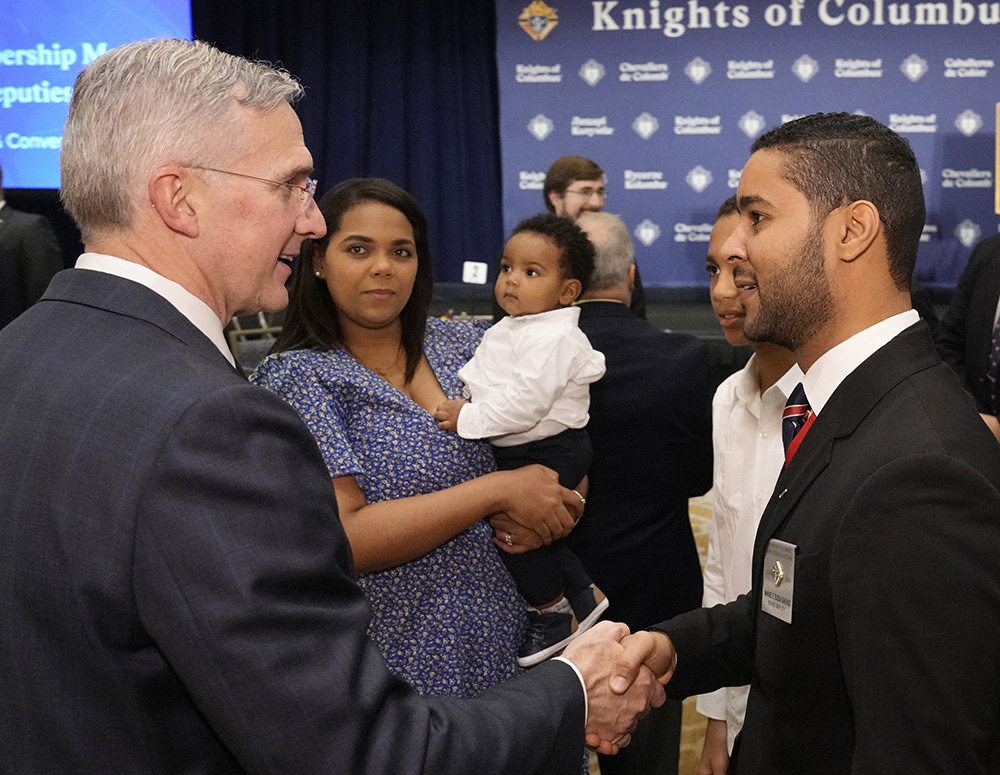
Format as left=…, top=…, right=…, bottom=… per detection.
left=334, top=464, right=582, bottom=573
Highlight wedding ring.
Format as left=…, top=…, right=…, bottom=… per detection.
left=571, top=489, right=586, bottom=507
left=504, top=531, right=513, bottom=547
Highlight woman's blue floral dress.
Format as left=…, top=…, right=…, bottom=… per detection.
left=251, top=318, right=526, bottom=697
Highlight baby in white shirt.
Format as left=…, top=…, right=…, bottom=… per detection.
left=435, top=213, right=607, bottom=667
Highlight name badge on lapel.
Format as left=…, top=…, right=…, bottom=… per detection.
left=762, top=539, right=796, bottom=624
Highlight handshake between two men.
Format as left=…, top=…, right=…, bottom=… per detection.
left=559, top=622, right=676, bottom=753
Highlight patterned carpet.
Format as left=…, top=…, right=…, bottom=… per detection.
left=590, top=493, right=714, bottom=775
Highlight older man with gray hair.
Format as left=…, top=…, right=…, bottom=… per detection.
left=0, top=38, right=663, bottom=775
left=572, top=211, right=713, bottom=775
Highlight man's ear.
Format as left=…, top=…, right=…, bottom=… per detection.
left=835, top=200, right=880, bottom=264
left=148, top=167, right=199, bottom=238
left=547, top=190, right=563, bottom=213
left=627, top=263, right=636, bottom=294
left=560, top=277, right=582, bottom=305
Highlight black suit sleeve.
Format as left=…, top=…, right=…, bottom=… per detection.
left=135, top=385, right=586, bottom=775
left=671, top=337, right=714, bottom=497
left=651, top=594, right=755, bottom=700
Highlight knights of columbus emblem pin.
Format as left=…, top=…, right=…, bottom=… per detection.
left=771, top=561, right=785, bottom=586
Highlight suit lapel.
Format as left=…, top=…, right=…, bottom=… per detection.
left=752, top=421, right=833, bottom=578
left=753, top=321, right=940, bottom=566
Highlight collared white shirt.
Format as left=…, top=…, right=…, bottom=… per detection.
left=456, top=306, right=606, bottom=447
left=696, top=355, right=802, bottom=750
left=802, top=310, right=919, bottom=416
left=75, top=252, right=235, bottom=367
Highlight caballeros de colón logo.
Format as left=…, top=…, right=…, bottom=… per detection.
left=519, top=1, right=558, bottom=41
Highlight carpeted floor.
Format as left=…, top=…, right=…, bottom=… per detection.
left=590, top=493, right=714, bottom=775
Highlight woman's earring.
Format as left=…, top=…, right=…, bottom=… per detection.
left=314, top=270, right=322, bottom=278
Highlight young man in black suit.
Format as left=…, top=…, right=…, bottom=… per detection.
left=0, top=38, right=664, bottom=775
left=573, top=210, right=713, bottom=775
left=614, top=112, right=1000, bottom=773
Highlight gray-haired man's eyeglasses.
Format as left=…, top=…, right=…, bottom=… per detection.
left=187, top=166, right=318, bottom=212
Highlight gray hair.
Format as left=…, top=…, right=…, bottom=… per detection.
left=576, top=211, right=635, bottom=291
left=61, top=38, right=304, bottom=243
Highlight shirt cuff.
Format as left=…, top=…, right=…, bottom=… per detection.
left=696, top=688, right=727, bottom=720
left=455, top=402, right=484, bottom=439
left=552, top=655, right=588, bottom=727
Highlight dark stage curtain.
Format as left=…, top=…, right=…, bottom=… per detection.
left=192, top=0, right=505, bottom=283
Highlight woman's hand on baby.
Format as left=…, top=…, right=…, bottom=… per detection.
left=489, top=512, right=543, bottom=553
left=497, top=465, right=583, bottom=543
left=433, top=399, right=467, bottom=431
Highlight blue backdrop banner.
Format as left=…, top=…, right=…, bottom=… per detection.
left=496, top=0, right=999, bottom=288
left=0, top=0, right=192, bottom=190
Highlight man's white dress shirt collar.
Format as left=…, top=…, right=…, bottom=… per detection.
left=75, top=252, right=236, bottom=367
left=802, top=309, right=919, bottom=416
left=734, top=353, right=804, bottom=419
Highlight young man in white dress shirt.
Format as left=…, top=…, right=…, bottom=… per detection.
left=695, top=196, right=798, bottom=774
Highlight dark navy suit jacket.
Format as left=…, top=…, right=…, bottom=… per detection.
left=0, top=268, right=586, bottom=775
left=572, top=301, right=713, bottom=631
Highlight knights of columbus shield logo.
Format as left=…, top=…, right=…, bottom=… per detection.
left=900, top=54, right=928, bottom=83
left=527, top=114, right=554, bottom=141
left=633, top=112, right=659, bottom=140
left=955, top=110, right=982, bottom=137
left=792, top=55, right=819, bottom=83
left=580, top=59, right=605, bottom=86
left=634, top=219, right=661, bottom=247
left=685, top=57, right=712, bottom=84
left=519, top=1, right=558, bottom=41
left=956, top=220, right=982, bottom=248
left=686, top=166, right=713, bottom=193
left=738, top=111, right=766, bottom=139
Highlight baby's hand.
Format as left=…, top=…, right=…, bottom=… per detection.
left=434, top=399, right=467, bottom=432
